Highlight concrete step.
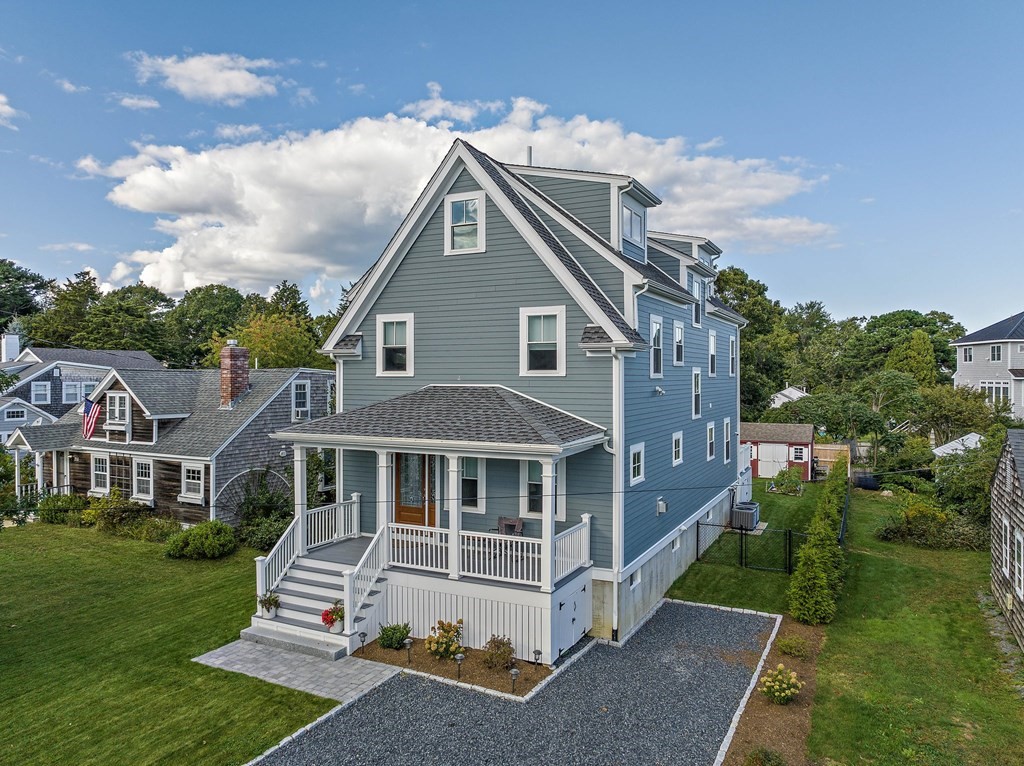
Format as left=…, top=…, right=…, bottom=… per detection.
left=278, top=576, right=346, bottom=601
left=241, top=619, right=347, bottom=660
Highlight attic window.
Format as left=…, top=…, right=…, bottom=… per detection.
left=621, top=198, right=646, bottom=252
left=106, top=393, right=129, bottom=427
left=444, top=191, right=486, bottom=255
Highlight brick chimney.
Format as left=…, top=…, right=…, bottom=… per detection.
left=219, top=340, right=250, bottom=408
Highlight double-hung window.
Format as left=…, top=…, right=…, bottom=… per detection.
left=962, top=347, right=973, bottom=363
left=708, top=331, right=717, bottom=376
left=106, top=392, right=129, bottom=427
left=133, top=460, right=153, bottom=501
left=63, top=381, right=96, bottom=404
left=673, top=322, right=685, bottom=366
left=706, top=422, right=716, bottom=461
left=992, top=345, right=1003, bottom=362
left=724, top=418, right=732, bottom=463
left=92, top=455, right=109, bottom=492
left=444, top=191, right=486, bottom=254
left=31, top=382, right=50, bottom=405
left=377, top=313, right=414, bottom=376
left=520, top=460, right=566, bottom=520
left=461, top=457, right=485, bottom=513
left=520, top=306, right=565, bottom=376
left=291, top=380, right=310, bottom=421
left=672, top=431, right=683, bottom=467
left=1003, top=517, right=1011, bottom=578
left=793, top=446, right=805, bottom=461
left=1016, top=529, right=1024, bottom=598
left=689, top=275, right=703, bottom=327
left=729, top=336, right=737, bottom=376
left=180, top=464, right=204, bottom=504
left=629, top=443, right=645, bottom=486
left=692, top=368, right=702, bottom=418
left=621, top=202, right=645, bottom=248
left=650, top=316, right=663, bottom=377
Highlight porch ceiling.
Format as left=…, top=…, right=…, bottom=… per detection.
left=273, top=385, right=606, bottom=456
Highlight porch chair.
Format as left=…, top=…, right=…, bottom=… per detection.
left=491, top=516, right=524, bottom=536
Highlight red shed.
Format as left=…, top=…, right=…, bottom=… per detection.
left=740, top=422, right=815, bottom=481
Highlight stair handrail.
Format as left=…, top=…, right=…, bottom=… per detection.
left=343, top=524, right=389, bottom=635
left=255, top=516, right=299, bottom=599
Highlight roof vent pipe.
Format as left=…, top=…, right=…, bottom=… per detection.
left=526, top=145, right=533, bottom=166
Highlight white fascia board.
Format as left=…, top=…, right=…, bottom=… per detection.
left=267, top=431, right=571, bottom=459
left=5, top=428, right=31, bottom=449
left=67, top=443, right=211, bottom=462
left=504, top=164, right=630, bottom=185
left=645, top=280, right=697, bottom=307
left=77, top=369, right=153, bottom=418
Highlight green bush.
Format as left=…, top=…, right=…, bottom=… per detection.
left=789, top=538, right=837, bottom=625
left=481, top=634, right=516, bottom=670
left=772, top=465, right=804, bottom=495
left=424, top=618, right=464, bottom=660
left=239, top=516, right=290, bottom=552
left=758, top=663, right=804, bottom=704
left=238, top=470, right=291, bottom=525
left=775, top=635, right=810, bottom=660
left=165, top=520, right=237, bottom=560
left=37, top=493, right=88, bottom=524
left=743, top=747, right=789, bottom=766
left=91, top=489, right=153, bottom=536
left=125, top=516, right=182, bottom=543
left=377, top=622, right=412, bottom=650
left=876, top=495, right=988, bottom=551
left=64, top=511, right=85, bottom=528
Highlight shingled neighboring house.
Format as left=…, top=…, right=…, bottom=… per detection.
left=740, top=422, right=815, bottom=481
left=991, top=429, right=1024, bottom=650
left=5, top=343, right=332, bottom=524
left=0, top=333, right=163, bottom=446
left=247, top=139, right=751, bottom=664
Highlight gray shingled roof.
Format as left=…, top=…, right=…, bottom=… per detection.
left=707, top=295, right=748, bottom=325
left=461, top=141, right=645, bottom=346
left=280, top=385, right=605, bottom=447
left=0, top=347, right=163, bottom=383
left=13, top=369, right=305, bottom=458
left=953, top=311, right=1024, bottom=344
left=332, top=335, right=362, bottom=352
left=1009, top=430, right=1024, bottom=485
left=580, top=325, right=613, bottom=345
left=740, top=422, right=815, bottom=444
left=1009, top=369, right=1024, bottom=379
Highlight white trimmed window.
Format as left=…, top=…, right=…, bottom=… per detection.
left=1003, top=517, right=1011, bottom=578
left=621, top=199, right=646, bottom=249
left=106, top=392, right=129, bottom=427
left=650, top=315, right=663, bottom=378
left=629, top=443, right=645, bottom=486
left=729, top=336, right=737, bottom=376
left=981, top=381, right=1010, bottom=404
left=708, top=331, right=717, bottom=376
left=520, top=460, right=566, bottom=521
left=377, top=313, right=414, bottom=376
left=724, top=418, right=732, bottom=464
left=291, top=380, right=310, bottom=421
left=1016, top=529, right=1024, bottom=598
left=962, top=347, right=973, bottom=363
left=689, top=274, right=703, bottom=327
left=673, top=321, right=685, bottom=366
left=461, top=457, right=486, bottom=514
left=63, top=381, right=97, bottom=404
left=692, top=368, right=702, bottom=418
left=672, top=431, right=683, bottom=467
left=793, top=446, right=805, bottom=461
left=180, top=463, right=204, bottom=504
left=991, top=345, right=1002, bottom=362
left=672, top=535, right=681, bottom=552
left=31, top=382, right=50, bottom=405
left=520, top=306, right=565, bottom=376
left=444, top=191, right=486, bottom=255
left=91, top=454, right=109, bottom=492
left=706, top=422, right=715, bottom=461
left=5, top=409, right=25, bottom=421
left=629, top=568, right=642, bottom=589
left=133, top=459, right=153, bottom=501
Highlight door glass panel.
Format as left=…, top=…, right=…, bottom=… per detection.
left=427, top=455, right=437, bottom=505
left=399, top=454, right=423, bottom=506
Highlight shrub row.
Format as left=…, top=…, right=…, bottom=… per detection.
left=788, top=457, right=848, bottom=625
left=37, top=490, right=181, bottom=542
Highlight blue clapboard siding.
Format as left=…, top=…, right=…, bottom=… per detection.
left=622, top=293, right=740, bottom=564
left=622, top=239, right=646, bottom=263
left=518, top=173, right=613, bottom=241
left=646, top=246, right=681, bottom=279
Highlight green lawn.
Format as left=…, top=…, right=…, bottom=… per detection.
left=0, top=524, right=334, bottom=766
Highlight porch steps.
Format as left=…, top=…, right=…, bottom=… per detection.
left=241, top=619, right=348, bottom=661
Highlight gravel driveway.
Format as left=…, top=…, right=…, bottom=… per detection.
left=259, top=602, right=775, bottom=766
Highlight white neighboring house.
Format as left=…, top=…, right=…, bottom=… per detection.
left=932, top=432, right=983, bottom=458
left=770, top=385, right=809, bottom=409
left=950, top=311, right=1024, bottom=420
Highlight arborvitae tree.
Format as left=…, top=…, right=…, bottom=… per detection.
left=885, top=329, right=937, bottom=387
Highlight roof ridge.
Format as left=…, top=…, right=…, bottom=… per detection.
left=493, top=387, right=561, bottom=446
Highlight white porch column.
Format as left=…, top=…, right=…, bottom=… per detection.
left=35, top=452, right=43, bottom=493
left=446, top=454, right=462, bottom=580
left=540, top=457, right=557, bottom=593
left=293, top=445, right=308, bottom=555
left=376, top=450, right=393, bottom=530
left=14, top=449, right=21, bottom=498
left=51, top=450, right=58, bottom=491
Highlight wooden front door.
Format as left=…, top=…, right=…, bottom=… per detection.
left=394, top=453, right=436, bottom=526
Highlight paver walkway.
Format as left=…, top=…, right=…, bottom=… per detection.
left=194, top=641, right=399, bottom=702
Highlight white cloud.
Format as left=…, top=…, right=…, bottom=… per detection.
left=77, top=90, right=834, bottom=298
left=400, top=82, right=503, bottom=124
left=860, top=197, right=876, bottom=204
left=41, top=242, right=94, bottom=252
left=292, top=86, right=316, bottom=107
left=348, top=83, right=366, bottom=96
left=0, top=93, right=25, bottom=130
left=56, top=77, right=89, bottom=93
left=696, top=136, right=725, bottom=152
left=215, top=123, right=264, bottom=141
left=129, top=51, right=281, bottom=106
left=119, top=94, right=161, bottom=110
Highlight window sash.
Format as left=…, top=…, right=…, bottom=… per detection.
left=381, top=321, right=408, bottom=372
left=31, top=383, right=49, bottom=404
left=991, top=345, right=1002, bottom=362
left=5, top=410, right=25, bottom=420
left=183, top=466, right=203, bottom=497
left=672, top=433, right=682, bottom=465
left=629, top=444, right=645, bottom=484
left=107, top=393, right=128, bottom=424
left=461, top=457, right=479, bottom=508
left=526, top=313, right=559, bottom=372
left=674, top=324, right=685, bottom=365
left=93, top=457, right=109, bottom=490
left=729, top=337, right=737, bottom=376
left=709, top=332, right=717, bottom=376
left=1016, top=531, right=1024, bottom=596
left=651, top=319, right=663, bottom=376
left=725, top=423, right=732, bottom=462
left=134, top=461, right=153, bottom=498
left=963, top=347, right=972, bottom=362
left=1003, top=518, right=1011, bottom=577
left=692, top=370, right=701, bottom=417
left=707, top=424, right=715, bottom=460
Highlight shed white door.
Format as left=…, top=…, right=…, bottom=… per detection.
left=758, top=443, right=789, bottom=478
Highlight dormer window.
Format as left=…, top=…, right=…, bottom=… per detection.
left=106, top=393, right=129, bottom=428
left=444, top=191, right=486, bottom=255
left=621, top=198, right=646, bottom=255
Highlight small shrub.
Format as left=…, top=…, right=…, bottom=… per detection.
left=772, top=465, right=804, bottom=495
left=482, top=634, right=516, bottom=670
left=91, top=489, right=153, bottom=535
left=64, top=510, right=85, bottom=528
left=424, top=618, right=464, bottom=660
left=775, top=635, right=810, bottom=660
left=126, top=516, right=181, bottom=543
left=37, top=493, right=88, bottom=524
left=758, top=663, right=804, bottom=704
left=165, top=520, right=237, bottom=559
left=743, top=748, right=789, bottom=766
left=37, top=506, right=68, bottom=524
left=239, top=516, right=290, bottom=552
left=378, top=622, right=412, bottom=650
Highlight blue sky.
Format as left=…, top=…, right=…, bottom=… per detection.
left=0, top=1, right=1020, bottom=330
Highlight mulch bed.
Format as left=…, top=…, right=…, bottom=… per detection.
left=724, top=617, right=825, bottom=766
left=353, top=637, right=552, bottom=697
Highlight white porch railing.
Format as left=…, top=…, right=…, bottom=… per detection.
left=255, top=517, right=299, bottom=596
left=460, top=530, right=542, bottom=585
left=554, top=513, right=592, bottom=583
left=343, top=523, right=390, bottom=636
left=305, top=494, right=361, bottom=551
left=389, top=523, right=449, bottom=572
left=739, top=444, right=752, bottom=472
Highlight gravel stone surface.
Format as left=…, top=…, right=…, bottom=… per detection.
left=261, top=603, right=774, bottom=766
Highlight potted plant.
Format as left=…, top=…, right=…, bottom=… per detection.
left=321, top=600, right=345, bottom=634
left=257, top=591, right=280, bottom=619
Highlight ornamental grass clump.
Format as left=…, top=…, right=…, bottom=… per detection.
left=424, top=618, right=464, bottom=660
left=377, top=622, right=412, bottom=650
left=482, top=634, right=516, bottom=670
left=758, top=663, right=804, bottom=705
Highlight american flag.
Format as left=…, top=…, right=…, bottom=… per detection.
left=82, top=399, right=102, bottom=439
